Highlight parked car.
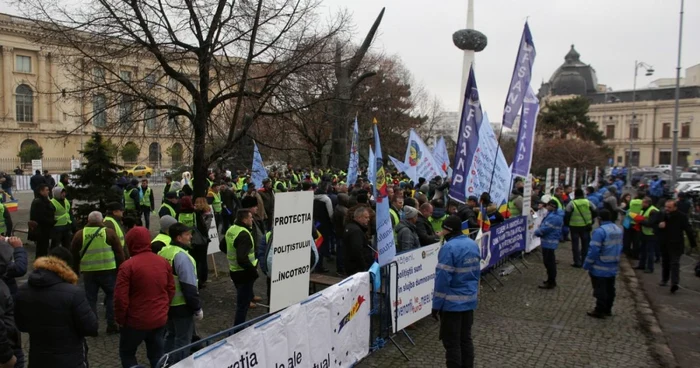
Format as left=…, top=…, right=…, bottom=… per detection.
left=655, top=165, right=672, bottom=173
left=679, top=172, right=700, bottom=180
left=637, top=172, right=670, bottom=187
left=631, top=170, right=663, bottom=186
left=123, top=165, right=154, bottom=178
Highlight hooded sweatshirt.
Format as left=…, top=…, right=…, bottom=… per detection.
left=114, top=227, right=175, bottom=330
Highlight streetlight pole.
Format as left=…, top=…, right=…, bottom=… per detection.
left=626, top=61, right=654, bottom=189
left=670, top=0, right=685, bottom=189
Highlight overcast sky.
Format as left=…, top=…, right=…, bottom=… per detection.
left=321, top=0, right=700, bottom=119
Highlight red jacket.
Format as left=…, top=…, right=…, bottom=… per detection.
left=114, top=227, right=175, bottom=330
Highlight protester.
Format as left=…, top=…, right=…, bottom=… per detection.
left=71, top=211, right=125, bottom=334
left=333, top=193, right=350, bottom=274
left=479, top=192, right=504, bottom=226
left=416, top=203, right=440, bottom=246
left=163, top=175, right=173, bottom=200
left=0, top=196, right=12, bottom=237
left=43, top=170, right=56, bottom=191
left=1, top=237, right=26, bottom=298
left=432, top=215, right=480, bottom=368
left=192, top=197, right=213, bottom=288
left=429, top=198, right=448, bottom=235
left=507, top=187, right=524, bottom=218
left=49, top=186, right=74, bottom=250
left=225, top=209, right=259, bottom=326
left=158, top=223, right=202, bottom=363
left=534, top=200, right=564, bottom=289
left=389, top=194, right=404, bottom=227
left=582, top=209, right=623, bottom=318
left=115, top=227, right=175, bottom=368
left=344, top=207, right=374, bottom=275
left=29, top=170, right=45, bottom=195
left=123, top=179, right=141, bottom=218
left=16, top=247, right=98, bottom=368
left=657, top=200, right=697, bottom=293
left=0, top=239, right=19, bottom=368
left=565, top=188, right=597, bottom=268
left=160, top=191, right=180, bottom=218
left=152, top=215, right=177, bottom=254
left=0, top=173, right=14, bottom=201
left=29, top=183, right=55, bottom=258
left=634, top=197, right=660, bottom=273
left=258, top=179, right=275, bottom=230
left=139, top=179, right=155, bottom=229
left=104, top=202, right=127, bottom=250
left=396, top=206, right=421, bottom=252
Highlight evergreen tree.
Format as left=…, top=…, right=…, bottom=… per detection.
left=537, top=96, right=605, bottom=146
left=69, top=132, right=123, bottom=225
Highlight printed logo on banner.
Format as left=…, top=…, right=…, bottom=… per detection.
left=337, top=295, right=366, bottom=333
left=408, top=141, right=422, bottom=166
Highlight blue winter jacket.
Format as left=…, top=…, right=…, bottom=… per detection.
left=649, top=179, right=663, bottom=197
left=586, top=194, right=601, bottom=208
left=433, top=234, right=480, bottom=312
left=534, top=208, right=563, bottom=250
left=583, top=221, right=623, bottom=277
left=614, top=179, right=624, bottom=193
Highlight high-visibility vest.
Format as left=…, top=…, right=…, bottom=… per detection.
left=208, top=191, right=222, bottom=213
left=236, top=178, right=245, bottom=191
left=158, top=245, right=197, bottom=306
left=508, top=198, right=521, bottom=217
left=389, top=208, right=399, bottom=227
left=178, top=212, right=196, bottom=229
left=152, top=233, right=172, bottom=247
left=80, top=227, right=116, bottom=272
left=570, top=199, right=592, bottom=227
left=124, top=189, right=136, bottom=210
left=57, top=181, right=65, bottom=189
left=207, top=178, right=213, bottom=188
left=225, top=225, right=258, bottom=272
left=552, top=196, right=563, bottom=210
left=429, top=214, right=447, bottom=234
left=50, top=198, right=72, bottom=227
left=104, top=216, right=125, bottom=248
left=274, top=180, right=286, bottom=192
left=160, top=203, right=177, bottom=218
left=641, top=206, right=658, bottom=236
left=0, top=205, right=6, bottom=235
left=628, top=199, right=643, bottom=221
left=140, top=187, right=152, bottom=208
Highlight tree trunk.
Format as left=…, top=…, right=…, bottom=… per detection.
left=192, top=112, right=209, bottom=198
left=330, top=81, right=351, bottom=169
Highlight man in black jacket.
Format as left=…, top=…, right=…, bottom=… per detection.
left=658, top=200, right=697, bottom=293
left=30, top=184, right=55, bottom=258
left=417, top=203, right=440, bottom=246
left=457, top=196, right=479, bottom=238
left=343, top=207, right=374, bottom=275
left=15, top=246, right=98, bottom=368
left=0, top=240, right=19, bottom=368
left=29, top=170, right=45, bottom=196
left=225, top=210, right=259, bottom=326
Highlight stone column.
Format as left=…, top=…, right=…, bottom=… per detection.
left=38, top=51, right=48, bottom=123
left=1, top=46, right=13, bottom=119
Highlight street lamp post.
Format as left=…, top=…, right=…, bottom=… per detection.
left=626, top=60, right=654, bottom=189
left=670, top=0, right=685, bottom=189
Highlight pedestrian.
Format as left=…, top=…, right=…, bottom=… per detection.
left=158, top=223, right=202, bottom=363
left=333, top=193, right=350, bottom=274
left=192, top=197, right=213, bottom=288
left=12, top=167, right=22, bottom=176
left=104, top=202, right=127, bottom=250
left=429, top=198, right=448, bottom=235
left=582, top=209, right=623, bottom=318
left=29, top=170, right=46, bottom=195
left=313, top=183, right=334, bottom=273
left=432, top=215, right=480, bottom=368
left=1, top=237, right=27, bottom=298
left=163, top=175, right=173, bottom=202
left=15, top=246, right=98, bottom=368
left=0, top=173, right=14, bottom=201
left=225, top=209, right=259, bottom=326
left=0, top=239, right=20, bottom=368
left=534, top=200, right=564, bottom=289
left=139, top=179, right=154, bottom=229
left=49, top=187, right=74, bottom=250
left=633, top=197, right=661, bottom=273
left=207, top=183, right=223, bottom=231
left=29, top=183, right=55, bottom=258
left=152, top=215, right=177, bottom=254
left=416, top=203, right=440, bottom=246
left=565, top=188, right=596, bottom=268
left=160, top=191, right=180, bottom=218
left=115, top=227, right=175, bottom=368
left=43, top=170, right=56, bottom=191
left=71, top=210, right=125, bottom=334
left=657, top=200, right=697, bottom=293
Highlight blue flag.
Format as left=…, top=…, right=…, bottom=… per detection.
left=251, top=141, right=268, bottom=189
left=450, top=67, right=483, bottom=204
left=502, top=22, right=536, bottom=129
left=368, top=147, right=376, bottom=187
left=511, top=87, right=539, bottom=178
left=347, top=117, right=360, bottom=186
left=373, top=118, right=396, bottom=266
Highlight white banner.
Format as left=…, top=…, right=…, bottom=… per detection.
left=173, top=273, right=371, bottom=368
left=523, top=174, right=532, bottom=250
left=554, top=167, right=560, bottom=191
left=31, top=160, right=42, bottom=173
left=594, top=166, right=599, bottom=188
left=572, top=168, right=577, bottom=188
left=206, top=216, right=220, bottom=255
left=388, top=243, right=440, bottom=333
left=70, top=159, right=81, bottom=173
left=565, top=167, right=571, bottom=186
left=404, top=129, right=445, bottom=183
left=545, top=168, right=553, bottom=195
left=526, top=208, right=546, bottom=252
left=464, top=114, right=510, bottom=208
left=269, top=191, right=314, bottom=312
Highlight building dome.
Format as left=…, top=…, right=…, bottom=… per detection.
left=545, top=45, right=599, bottom=96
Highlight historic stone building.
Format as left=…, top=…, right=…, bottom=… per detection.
left=539, top=45, right=700, bottom=168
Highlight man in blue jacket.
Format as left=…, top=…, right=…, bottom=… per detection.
left=432, top=215, right=480, bottom=368
left=583, top=209, right=623, bottom=319
left=534, top=200, right=564, bottom=289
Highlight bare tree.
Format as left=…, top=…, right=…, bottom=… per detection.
left=17, top=0, right=349, bottom=196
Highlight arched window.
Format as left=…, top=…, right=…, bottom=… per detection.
left=170, top=143, right=183, bottom=166
left=168, top=100, right=178, bottom=132
left=149, top=142, right=160, bottom=166
left=16, top=84, right=33, bottom=122
left=93, top=94, right=106, bottom=127
left=18, top=139, right=42, bottom=164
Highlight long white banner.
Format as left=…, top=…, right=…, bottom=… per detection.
left=270, top=191, right=314, bottom=312
left=173, top=272, right=371, bottom=368
left=388, top=243, right=440, bottom=333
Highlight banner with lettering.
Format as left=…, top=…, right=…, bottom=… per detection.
left=347, top=117, right=360, bottom=186
left=502, top=22, right=536, bottom=129
left=511, top=87, right=539, bottom=179
left=373, top=119, right=397, bottom=266
left=403, top=129, right=445, bottom=183
left=432, top=136, right=450, bottom=175
left=480, top=216, right=527, bottom=271
left=465, top=113, right=511, bottom=209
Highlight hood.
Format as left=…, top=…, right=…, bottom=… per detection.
left=337, top=193, right=350, bottom=207
left=431, top=207, right=446, bottom=219
left=607, top=185, right=618, bottom=194
left=52, top=187, right=64, bottom=198
left=0, top=241, right=12, bottom=277
left=395, top=219, right=416, bottom=233
left=126, top=226, right=153, bottom=256
left=29, top=256, right=79, bottom=287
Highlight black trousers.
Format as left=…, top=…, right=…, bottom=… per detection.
left=439, top=310, right=474, bottom=368
left=35, top=231, right=51, bottom=258
left=50, top=228, right=72, bottom=250
left=661, top=246, right=682, bottom=286
left=590, top=275, right=616, bottom=314
left=623, top=228, right=641, bottom=258
left=188, top=244, right=209, bottom=285
left=542, top=248, right=557, bottom=285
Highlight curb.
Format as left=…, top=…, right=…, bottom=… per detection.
left=619, top=256, right=680, bottom=368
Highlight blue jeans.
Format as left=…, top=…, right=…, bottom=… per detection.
left=83, top=271, right=116, bottom=327
left=234, top=281, right=254, bottom=326
left=164, top=316, right=194, bottom=364
left=119, top=325, right=165, bottom=368
left=638, top=235, right=656, bottom=271
left=570, top=227, right=591, bottom=266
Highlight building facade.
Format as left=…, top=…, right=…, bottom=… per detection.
left=539, top=45, right=700, bottom=168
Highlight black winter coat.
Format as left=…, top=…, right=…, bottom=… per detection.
left=658, top=210, right=697, bottom=254
left=15, top=257, right=98, bottom=368
left=0, top=279, right=18, bottom=366
left=343, top=221, right=374, bottom=275
left=416, top=214, right=440, bottom=246
left=29, top=174, right=46, bottom=192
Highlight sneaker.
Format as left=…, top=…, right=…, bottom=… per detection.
left=670, top=284, right=679, bottom=294
left=586, top=311, right=605, bottom=319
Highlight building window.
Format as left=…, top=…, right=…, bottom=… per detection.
left=630, top=125, right=638, bottom=139
left=93, top=67, right=105, bottom=83
left=167, top=77, right=178, bottom=90
left=659, top=151, right=671, bottom=165
left=93, top=94, right=106, bottom=127
left=605, top=125, right=615, bottom=139
left=681, top=122, right=690, bottom=139
left=15, top=84, right=34, bottom=122
left=625, top=151, right=640, bottom=167
left=170, top=143, right=183, bottom=166
left=662, top=123, right=671, bottom=139
left=119, top=96, right=133, bottom=126
left=120, top=70, right=132, bottom=82
left=145, top=73, right=156, bottom=88
left=168, top=100, right=178, bottom=132
left=149, top=142, right=160, bottom=166
left=145, top=108, right=156, bottom=130
left=15, top=55, right=31, bottom=73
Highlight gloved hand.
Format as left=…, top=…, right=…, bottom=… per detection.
left=194, top=309, right=204, bottom=321
left=431, top=309, right=440, bottom=322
